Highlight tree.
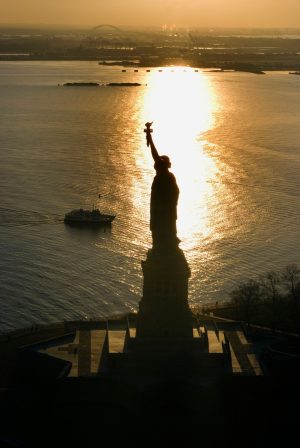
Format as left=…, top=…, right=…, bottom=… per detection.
left=282, top=264, right=300, bottom=297
left=282, top=264, right=300, bottom=333
left=260, top=271, right=281, bottom=330
left=229, top=279, right=262, bottom=326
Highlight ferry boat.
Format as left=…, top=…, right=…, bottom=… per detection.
left=64, top=208, right=115, bottom=225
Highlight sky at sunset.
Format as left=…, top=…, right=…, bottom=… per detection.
left=1, top=0, right=300, bottom=28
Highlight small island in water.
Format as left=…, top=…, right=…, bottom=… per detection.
left=106, top=82, right=142, bottom=86
left=63, top=82, right=99, bottom=86
left=62, top=82, right=142, bottom=87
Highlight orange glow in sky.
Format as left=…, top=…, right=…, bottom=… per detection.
left=1, top=0, right=300, bottom=27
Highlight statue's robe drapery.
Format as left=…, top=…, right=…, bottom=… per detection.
left=150, top=167, right=179, bottom=248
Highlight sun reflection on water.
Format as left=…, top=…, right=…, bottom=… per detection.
left=140, top=67, right=219, bottom=249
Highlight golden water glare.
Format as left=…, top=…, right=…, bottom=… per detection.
left=140, top=67, right=220, bottom=249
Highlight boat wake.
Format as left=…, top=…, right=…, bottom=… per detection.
left=0, top=207, right=63, bottom=227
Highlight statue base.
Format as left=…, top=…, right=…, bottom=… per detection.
left=136, top=246, right=193, bottom=339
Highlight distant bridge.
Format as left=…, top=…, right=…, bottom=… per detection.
left=91, top=24, right=124, bottom=33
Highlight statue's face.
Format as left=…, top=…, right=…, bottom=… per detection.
left=154, top=157, right=171, bottom=172
left=160, top=156, right=171, bottom=168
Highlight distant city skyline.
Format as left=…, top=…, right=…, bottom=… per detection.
left=1, top=0, right=300, bottom=28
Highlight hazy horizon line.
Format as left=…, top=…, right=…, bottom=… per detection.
left=1, top=23, right=300, bottom=31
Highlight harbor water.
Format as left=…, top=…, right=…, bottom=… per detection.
left=0, top=61, right=300, bottom=333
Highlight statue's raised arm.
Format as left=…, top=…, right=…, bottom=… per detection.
left=144, top=122, right=160, bottom=163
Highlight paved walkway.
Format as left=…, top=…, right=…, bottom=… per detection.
left=40, top=329, right=106, bottom=377
left=38, top=320, right=263, bottom=377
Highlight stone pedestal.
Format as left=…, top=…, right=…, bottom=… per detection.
left=136, top=246, right=193, bottom=339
